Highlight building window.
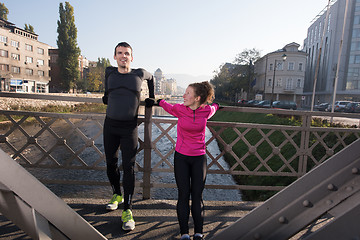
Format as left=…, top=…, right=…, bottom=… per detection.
left=347, top=67, right=360, bottom=90
left=11, top=40, right=19, bottom=48
left=50, top=55, right=57, bottom=63
left=298, top=63, right=303, bottom=71
left=346, top=80, right=359, bottom=90
left=0, top=35, right=7, bottom=43
left=288, top=62, right=294, bottom=70
left=276, top=62, right=283, bottom=70
left=268, top=79, right=272, bottom=87
left=0, top=64, right=9, bottom=71
left=269, top=64, right=273, bottom=71
left=25, top=44, right=33, bottom=51
left=353, top=29, right=360, bottom=39
left=355, top=15, right=360, bottom=25
left=276, top=78, right=282, bottom=87
left=0, top=49, right=8, bottom=57
left=351, top=41, right=360, bottom=51
left=11, top=53, right=20, bottom=60
left=37, top=47, right=44, bottom=55
left=37, top=59, right=44, bottom=66
left=349, top=55, right=360, bottom=64
left=26, top=56, right=33, bottom=64
left=36, top=83, right=46, bottom=93
left=297, top=79, right=302, bottom=88
left=348, top=67, right=360, bottom=77
left=26, top=68, right=33, bottom=75
left=38, top=70, right=45, bottom=76
left=286, top=78, right=293, bottom=90
left=9, top=79, right=23, bottom=92
left=12, top=66, right=20, bottom=73
left=355, top=55, right=360, bottom=64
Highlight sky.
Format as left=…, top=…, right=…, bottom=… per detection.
left=3, top=0, right=330, bottom=88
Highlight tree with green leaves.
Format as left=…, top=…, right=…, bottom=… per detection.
left=24, top=24, right=35, bottom=33
left=86, top=70, right=102, bottom=92
left=234, top=48, right=261, bottom=99
left=84, top=57, right=112, bottom=92
left=234, top=48, right=261, bottom=65
left=210, top=48, right=261, bottom=101
left=56, top=1, right=80, bottom=92
left=0, top=3, right=8, bottom=20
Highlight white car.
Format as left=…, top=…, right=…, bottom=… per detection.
left=327, top=101, right=352, bottom=112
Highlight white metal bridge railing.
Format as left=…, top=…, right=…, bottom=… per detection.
left=0, top=92, right=359, bottom=199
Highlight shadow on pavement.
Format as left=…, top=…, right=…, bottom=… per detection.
left=0, top=198, right=261, bottom=240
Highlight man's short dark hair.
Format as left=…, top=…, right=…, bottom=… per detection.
left=114, top=42, right=133, bottom=56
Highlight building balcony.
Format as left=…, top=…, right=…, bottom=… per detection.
left=283, top=87, right=295, bottom=92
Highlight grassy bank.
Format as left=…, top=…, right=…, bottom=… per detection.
left=0, top=103, right=106, bottom=122
left=9, top=102, right=107, bottom=113
left=209, top=107, right=358, bottom=201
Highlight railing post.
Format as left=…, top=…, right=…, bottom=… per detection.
left=299, top=113, right=312, bottom=176
left=142, top=106, right=152, bottom=199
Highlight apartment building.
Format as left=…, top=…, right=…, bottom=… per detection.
left=303, top=0, right=360, bottom=105
left=154, top=68, right=164, bottom=95
left=49, top=49, right=89, bottom=93
left=0, top=19, right=53, bottom=93
left=153, top=68, right=177, bottom=95
left=163, top=78, right=177, bottom=95
left=254, top=42, right=307, bottom=105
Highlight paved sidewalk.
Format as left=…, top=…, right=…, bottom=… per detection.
left=0, top=198, right=261, bottom=240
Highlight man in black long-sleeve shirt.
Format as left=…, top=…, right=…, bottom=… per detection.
left=102, top=42, right=155, bottom=231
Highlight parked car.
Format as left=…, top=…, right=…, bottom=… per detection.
left=272, top=100, right=297, bottom=110
left=237, top=99, right=248, bottom=105
left=327, top=101, right=352, bottom=112
left=255, top=100, right=271, bottom=108
left=344, top=102, right=360, bottom=113
left=245, top=100, right=260, bottom=107
left=314, top=102, right=329, bottom=111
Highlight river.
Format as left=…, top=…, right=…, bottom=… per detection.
left=6, top=104, right=242, bottom=201
left=138, top=104, right=242, bottom=201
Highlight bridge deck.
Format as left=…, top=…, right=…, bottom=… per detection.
left=0, top=198, right=261, bottom=240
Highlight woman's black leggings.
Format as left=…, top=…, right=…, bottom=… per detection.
left=103, top=118, right=138, bottom=210
left=174, top=151, right=207, bottom=235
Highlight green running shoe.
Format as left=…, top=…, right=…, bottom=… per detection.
left=106, top=194, right=123, bottom=211
left=122, top=209, right=135, bottom=231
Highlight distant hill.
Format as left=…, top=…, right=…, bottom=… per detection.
left=164, top=73, right=213, bottom=89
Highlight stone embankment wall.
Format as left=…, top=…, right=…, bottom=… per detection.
left=0, top=93, right=103, bottom=110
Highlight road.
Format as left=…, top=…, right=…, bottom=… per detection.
left=321, top=116, right=360, bottom=126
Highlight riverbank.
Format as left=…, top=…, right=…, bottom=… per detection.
left=0, top=92, right=102, bottom=110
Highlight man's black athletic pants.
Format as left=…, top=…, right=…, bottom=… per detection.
left=103, top=117, right=138, bottom=210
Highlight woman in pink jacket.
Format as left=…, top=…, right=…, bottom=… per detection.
left=158, top=81, right=219, bottom=240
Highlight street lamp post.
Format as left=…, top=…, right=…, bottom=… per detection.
left=270, top=54, right=287, bottom=107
